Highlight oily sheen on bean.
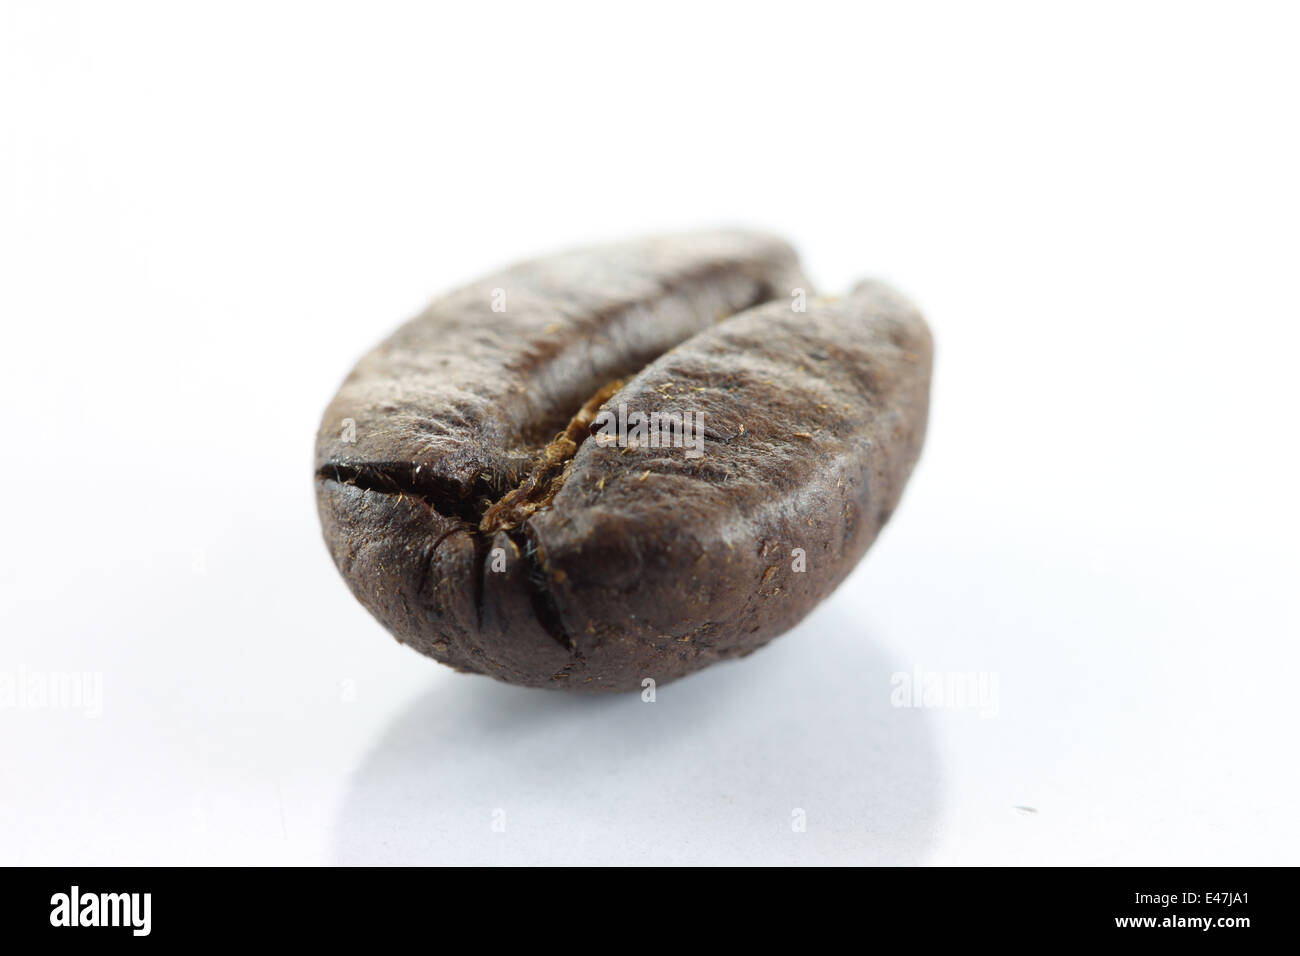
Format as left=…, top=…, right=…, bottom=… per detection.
left=315, top=231, right=932, bottom=692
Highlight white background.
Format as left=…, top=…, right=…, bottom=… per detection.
left=2, top=1, right=1297, bottom=865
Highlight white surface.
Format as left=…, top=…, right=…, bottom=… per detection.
left=2, top=1, right=1297, bottom=866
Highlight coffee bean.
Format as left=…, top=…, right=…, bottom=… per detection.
left=316, top=231, right=932, bottom=692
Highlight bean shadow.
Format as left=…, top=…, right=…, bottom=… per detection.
left=332, top=600, right=944, bottom=865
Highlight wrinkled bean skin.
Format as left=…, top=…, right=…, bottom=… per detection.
left=315, top=232, right=932, bottom=692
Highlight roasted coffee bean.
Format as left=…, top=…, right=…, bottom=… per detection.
left=315, top=231, right=932, bottom=692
